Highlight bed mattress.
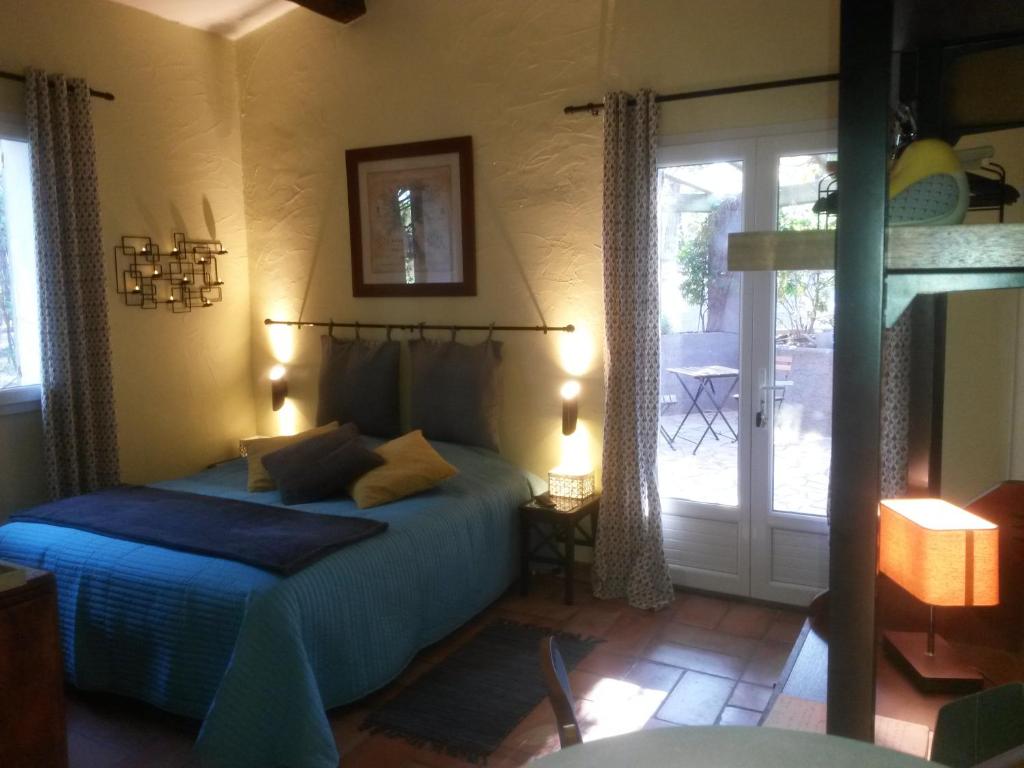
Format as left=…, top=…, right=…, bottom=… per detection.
left=0, top=439, right=534, bottom=768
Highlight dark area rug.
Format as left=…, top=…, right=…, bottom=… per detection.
left=360, top=619, right=600, bottom=763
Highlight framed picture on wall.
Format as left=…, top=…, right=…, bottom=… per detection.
left=346, top=136, right=476, bottom=297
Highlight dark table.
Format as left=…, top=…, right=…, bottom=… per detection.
left=664, top=365, right=740, bottom=453
left=519, top=494, right=600, bottom=605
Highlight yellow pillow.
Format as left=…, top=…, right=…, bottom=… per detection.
left=242, top=422, right=340, bottom=492
left=349, top=430, right=458, bottom=509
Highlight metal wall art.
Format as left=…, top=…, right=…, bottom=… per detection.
left=113, top=233, right=225, bottom=312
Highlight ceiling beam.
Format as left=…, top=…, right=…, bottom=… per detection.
left=290, top=0, right=366, bottom=24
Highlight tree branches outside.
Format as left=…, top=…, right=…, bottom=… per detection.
left=676, top=197, right=740, bottom=332
left=0, top=162, right=20, bottom=388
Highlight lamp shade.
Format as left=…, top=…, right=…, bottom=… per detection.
left=879, top=498, right=998, bottom=607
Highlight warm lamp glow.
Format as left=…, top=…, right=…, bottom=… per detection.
left=560, top=380, right=581, bottom=400
left=274, top=400, right=299, bottom=436
left=558, top=324, right=596, bottom=377
left=879, top=498, right=999, bottom=607
left=555, top=423, right=592, bottom=475
left=549, top=418, right=595, bottom=500
left=549, top=422, right=594, bottom=499
left=268, top=322, right=296, bottom=364
left=269, top=364, right=286, bottom=382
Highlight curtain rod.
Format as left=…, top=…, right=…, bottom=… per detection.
left=264, top=318, right=575, bottom=334
left=0, top=71, right=115, bottom=101
left=563, top=72, right=839, bottom=115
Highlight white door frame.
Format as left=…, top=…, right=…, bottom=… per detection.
left=657, top=123, right=836, bottom=606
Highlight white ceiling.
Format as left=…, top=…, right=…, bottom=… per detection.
left=108, top=0, right=296, bottom=40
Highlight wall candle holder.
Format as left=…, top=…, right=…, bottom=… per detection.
left=113, top=233, right=226, bottom=313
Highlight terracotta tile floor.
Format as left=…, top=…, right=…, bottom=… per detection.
left=65, top=572, right=805, bottom=768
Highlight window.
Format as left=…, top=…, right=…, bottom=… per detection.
left=0, top=138, right=40, bottom=409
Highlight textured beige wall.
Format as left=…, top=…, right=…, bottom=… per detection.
left=236, top=0, right=839, bottom=480
left=0, top=0, right=256, bottom=499
left=943, top=128, right=1024, bottom=504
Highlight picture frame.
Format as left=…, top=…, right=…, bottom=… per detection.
left=346, top=136, right=476, bottom=297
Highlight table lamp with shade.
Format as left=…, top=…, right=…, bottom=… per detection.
left=879, top=498, right=999, bottom=693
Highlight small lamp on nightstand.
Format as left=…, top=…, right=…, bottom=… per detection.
left=879, top=497, right=999, bottom=693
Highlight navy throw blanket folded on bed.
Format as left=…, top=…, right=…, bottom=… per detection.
left=11, top=486, right=388, bottom=575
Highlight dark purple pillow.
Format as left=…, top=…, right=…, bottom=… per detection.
left=261, top=425, right=382, bottom=505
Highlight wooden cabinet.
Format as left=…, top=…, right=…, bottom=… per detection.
left=0, top=565, right=67, bottom=768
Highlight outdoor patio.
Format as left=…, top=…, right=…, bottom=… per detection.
left=657, top=345, right=833, bottom=517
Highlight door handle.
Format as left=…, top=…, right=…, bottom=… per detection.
left=755, top=367, right=768, bottom=428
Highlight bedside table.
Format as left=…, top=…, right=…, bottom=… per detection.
left=519, top=493, right=600, bottom=605
left=0, top=562, right=67, bottom=768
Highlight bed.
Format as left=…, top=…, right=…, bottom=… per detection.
left=0, top=438, right=534, bottom=768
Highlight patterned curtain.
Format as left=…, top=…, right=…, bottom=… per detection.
left=880, top=312, right=911, bottom=498
left=593, top=91, right=675, bottom=610
left=25, top=70, right=119, bottom=498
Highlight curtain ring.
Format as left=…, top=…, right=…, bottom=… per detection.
left=450, top=326, right=458, bottom=342
left=487, top=323, right=495, bottom=341
left=418, top=322, right=426, bottom=340
left=328, top=319, right=335, bottom=338
left=386, top=325, right=393, bottom=341
left=354, top=321, right=360, bottom=340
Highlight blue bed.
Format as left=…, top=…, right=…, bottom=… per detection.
left=0, top=439, right=534, bottom=768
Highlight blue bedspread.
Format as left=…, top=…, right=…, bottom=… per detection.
left=0, top=440, right=535, bottom=768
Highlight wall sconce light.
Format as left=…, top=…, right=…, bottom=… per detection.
left=114, top=232, right=226, bottom=313
left=270, top=365, right=288, bottom=411
left=561, top=380, right=580, bottom=436
left=549, top=379, right=593, bottom=500
left=879, top=497, right=999, bottom=692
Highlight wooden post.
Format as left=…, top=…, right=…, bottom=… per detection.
left=827, top=0, right=892, bottom=742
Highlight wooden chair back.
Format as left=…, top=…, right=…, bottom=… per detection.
left=539, top=636, right=582, bottom=748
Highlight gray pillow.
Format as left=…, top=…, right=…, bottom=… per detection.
left=316, top=336, right=401, bottom=438
left=409, top=339, right=502, bottom=451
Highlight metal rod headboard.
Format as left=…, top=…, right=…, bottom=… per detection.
left=263, top=319, right=575, bottom=334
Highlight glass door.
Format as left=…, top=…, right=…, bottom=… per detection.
left=657, top=139, right=755, bottom=597
left=658, top=129, right=835, bottom=605
left=748, top=132, right=835, bottom=605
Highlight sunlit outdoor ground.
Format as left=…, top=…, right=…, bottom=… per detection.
left=657, top=399, right=831, bottom=517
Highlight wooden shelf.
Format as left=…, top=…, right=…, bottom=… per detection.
left=728, top=223, right=1024, bottom=326
left=727, top=229, right=836, bottom=271
left=728, top=223, right=1024, bottom=273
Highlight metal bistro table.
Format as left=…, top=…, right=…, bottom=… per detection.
left=530, top=726, right=935, bottom=768
left=664, top=365, right=739, bottom=454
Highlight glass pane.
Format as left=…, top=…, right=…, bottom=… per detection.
left=772, top=152, right=836, bottom=516
left=0, top=139, right=40, bottom=389
left=657, top=161, right=743, bottom=507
